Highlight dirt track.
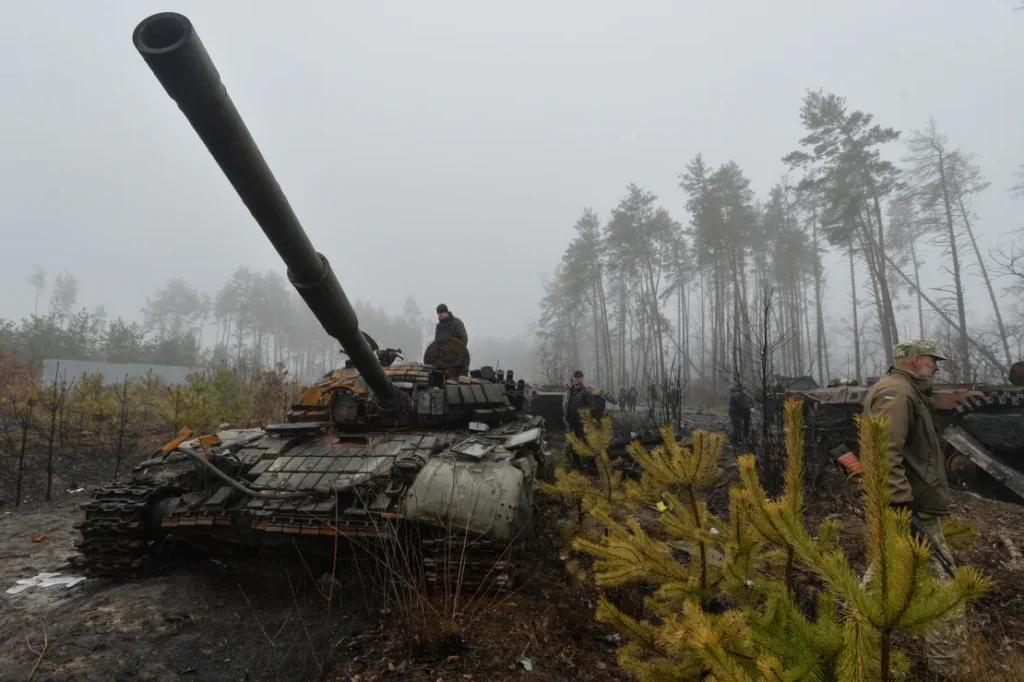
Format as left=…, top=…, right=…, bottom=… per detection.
left=0, top=494, right=355, bottom=682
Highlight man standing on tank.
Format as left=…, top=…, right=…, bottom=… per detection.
left=862, top=339, right=965, bottom=678
left=435, top=304, right=468, bottom=346
left=562, top=370, right=595, bottom=468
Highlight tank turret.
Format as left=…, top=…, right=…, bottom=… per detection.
left=133, top=13, right=403, bottom=412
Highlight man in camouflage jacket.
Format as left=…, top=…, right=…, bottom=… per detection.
left=864, top=340, right=950, bottom=514
left=863, top=339, right=964, bottom=677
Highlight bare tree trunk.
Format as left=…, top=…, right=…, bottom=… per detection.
left=676, top=284, right=683, bottom=377
left=848, top=246, right=863, bottom=384
left=618, top=266, right=627, bottom=387
left=937, top=154, right=972, bottom=378
left=810, top=210, right=828, bottom=386
left=790, top=280, right=802, bottom=374
left=718, top=267, right=727, bottom=390
left=11, top=394, right=35, bottom=508
left=699, top=271, right=707, bottom=383
left=909, top=238, right=925, bottom=338
left=591, top=287, right=602, bottom=388
left=113, top=376, right=130, bottom=482
left=596, top=271, right=615, bottom=391
left=802, top=279, right=814, bottom=377
left=866, top=180, right=899, bottom=360
left=711, top=265, right=720, bottom=391
left=42, top=370, right=69, bottom=502
left=683, top=285, right=690, bottom=384
left=955, top=192, right=1012, bottom=366
left=644, top=267, right=668, bottom=387
left=731, top=249, right=743, bottom=383
left=17, top=420, right=29, bottom=508
left=858, top=219, right=888, bottom=365
left=885, top=253, right=1008, bottom=376
left=738, top=252, right=754, bottom=386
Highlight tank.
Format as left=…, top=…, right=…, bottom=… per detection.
left=74, top=12, right=552, bottom=591
left=789, top=362, right=1024, bottom=501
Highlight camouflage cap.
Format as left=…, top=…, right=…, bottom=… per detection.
left=893, top=339, right=948, bottom=361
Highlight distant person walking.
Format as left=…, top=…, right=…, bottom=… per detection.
left=562, top=370, right=595, bottom=467
left=668, top=383, right=681, bottom=422
left=728, top=384, right=753, bottom=443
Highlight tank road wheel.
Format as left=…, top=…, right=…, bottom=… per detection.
left=74, top=485, right=166, bottom=579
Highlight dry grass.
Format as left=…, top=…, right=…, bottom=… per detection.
left=952, top=626, right=1024, bottom=681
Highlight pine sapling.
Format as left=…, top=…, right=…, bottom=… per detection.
left=804, top=411, right=990, bottom=682
left=537, top=410, right=629, bottom=575
left=738, top=397, right=839, bottom=592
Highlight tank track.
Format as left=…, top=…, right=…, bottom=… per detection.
left=74, top=485, right=163, bottom=579
left=421, top=537, right=518, bottom=592
left=951, top=389, right=1024, bottom=416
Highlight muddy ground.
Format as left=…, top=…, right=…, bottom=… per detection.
left=2, top=415, right=1023, bottom=681
left=0, top=492, right=363, bottom=682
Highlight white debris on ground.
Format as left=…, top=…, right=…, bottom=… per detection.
left=5, top=572, right=86, bottom=596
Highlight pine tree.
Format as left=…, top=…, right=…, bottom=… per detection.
left=538, top=410, right=629, bottom=578
left=737, top=398, right=840, bottom=592
left=799, top=409, right=989, bottom=681
left=545, top=398, right=990, bottom=681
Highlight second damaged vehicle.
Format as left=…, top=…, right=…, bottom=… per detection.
left=75, top=12, right=550, bottom=591
left=792, top=361, right=1024, bottom=503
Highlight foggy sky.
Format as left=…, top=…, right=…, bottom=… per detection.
left=2, top=1, right=1021, bottom=344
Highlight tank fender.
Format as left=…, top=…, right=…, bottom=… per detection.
left=402, top=455, right=531, bottom=544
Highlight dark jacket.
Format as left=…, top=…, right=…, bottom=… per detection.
left=562, top=384, right=595, bottom=423
left=728, top=388, right=751, bottom=417
left=863, top=367, right=950, bottom=514
left=434, top=314, right=468, bottom=346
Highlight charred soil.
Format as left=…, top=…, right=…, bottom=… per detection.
left=2, top=434, right=1023, bottom=681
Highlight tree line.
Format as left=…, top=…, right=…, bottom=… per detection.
left=5, top=265, right=433, bottom=383
left=535, top=89, right=1024, bottom=401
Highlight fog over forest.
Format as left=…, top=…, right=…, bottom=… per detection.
left=2, top=1, right=1023, bottom=395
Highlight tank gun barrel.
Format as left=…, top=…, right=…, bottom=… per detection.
left=132, top=12, right=398, bottom=407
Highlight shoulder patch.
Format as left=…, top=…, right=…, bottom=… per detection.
left=882, top=392, right=896, bottom=400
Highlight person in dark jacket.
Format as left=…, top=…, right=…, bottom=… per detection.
left=728, top=384, right=753, bottom=443
left=434, top=304, right=468, bottom=346
left=668, top=384, right=681, bottom=422
left=562, top=370, right=595, bottom=467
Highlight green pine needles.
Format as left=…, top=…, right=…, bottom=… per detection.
left=541, top=397, right=989, bottom=681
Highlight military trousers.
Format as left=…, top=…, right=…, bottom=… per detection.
left=862, top=511, right=966, bottom=677
left=564, top=419, right=587, bottom=469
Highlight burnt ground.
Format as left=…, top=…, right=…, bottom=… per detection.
left=0, top=492, right=365, bottom=682
left=1, top=415, right=1023, bottom=682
